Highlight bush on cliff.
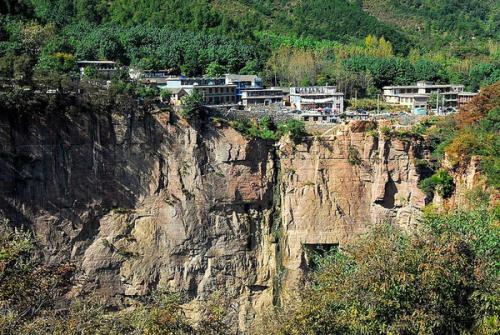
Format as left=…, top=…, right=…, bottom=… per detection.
left=229, top=117, right=306, bottom=142
left=0, top=220, right=73, bottom=333
left=179, top=90, right=204, bottom=119
left=415, top=83, right=499, bottom=192
left=259, top=206, right=499, bottom=335
left=419, top=169, right=455, bottom=199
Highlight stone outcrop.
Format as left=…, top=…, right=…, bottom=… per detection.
left=0, top=109, right=276, bottom=332
left=276, top=122, right=426, bottom=292
left=0, top=108, right=426, bottom=332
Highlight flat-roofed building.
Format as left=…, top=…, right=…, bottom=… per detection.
left=290, top=86, right=344, bottom=112
left=194, top=84, right=237, bottom=106
left=162, top=77, right=227, bottom=88
left=156, top=76, right=237, bottom=106
left=77, top=60, right=117, bottom=77
left=383, top=81, right=477, bottom=112
left=225, top=74, right=263, bottom=102
left=297, top=110, right=339, bottom=124
left=458, top=92, right=478, bottom=109
left=241, top=88, right=284, bottom=106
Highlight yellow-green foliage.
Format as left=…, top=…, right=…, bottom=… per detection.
left=259, top=206, right=499, bottom=335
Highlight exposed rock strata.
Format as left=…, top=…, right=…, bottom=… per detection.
left=0, top=110, right=426, bottom=332
left=277, top=122, right=426, bottom=292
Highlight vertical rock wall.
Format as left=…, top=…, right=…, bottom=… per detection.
left=276, top=121, right=426, bottom=292
left=0, top=110, right=426, bottom=332
left=0, top=109, right=277, bottom=332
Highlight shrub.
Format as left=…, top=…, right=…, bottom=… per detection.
left=0, top=220, right=73, bottom=332
left=367, top=129, right=379, bottom=138
left=380, top=125, right=392, bottom=137
left=229, top=117, right=306, bottom=142
left=160, top=89, right=172, bottom=102
left=445, top=129, right=485, bottom=166
left=180, top=91, right=204, bottom=119
left=277, top=119, right=306, bottom=143
left=347, top=145, right=362, bottom=165
left=135, top=85, right=159, bottom=98
left=419, top=169, right=455, bottom=199
left=260, top=206, right=499, bottom=335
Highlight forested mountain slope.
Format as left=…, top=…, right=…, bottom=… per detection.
left=1, top=0, right=499, bottom=91
left=4, top=0, right=497, bottom=51
left=361, top=0, right=499, bottom=52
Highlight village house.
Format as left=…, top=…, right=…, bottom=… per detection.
left=342, top=110, right=370, bottom=121
left=290, top=86, right=344, bottom=112
left=382, top=81, right=477, bottom=112
left=224, top=74, right=263, bottom=102
left=167, top=88, right=189, bottom=106
left=296, top=110, right=339, bottom=124
left=130, top=69, right=174, bottom=82
left=240, top=88, right=284, bottom=106
left=457, top=91, right=478, bottom=109
left=155, top=77, right=237, bottom=106
left=194, top=84, right=237, bottom=106
left=76, top=60, right=117, bottom=77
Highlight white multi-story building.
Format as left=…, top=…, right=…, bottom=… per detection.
left=383, top=81, right=477, bottom=111
left=224, top=74, right=263, bottom=102
left=290, top=86, right=344, bottom=112
left=296, top=110, right=339, bottom=124
left=241, top=88, right=284, bottom=106
left=77, top=60, right=117, bottom=77
left=153, top=77, right=237, bottom=106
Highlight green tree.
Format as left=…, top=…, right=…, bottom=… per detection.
left=205, top=61, right=226, bottom=77
left=419, top=169, right=455, bottom=199
left=160, top=88, right=172, bottom=103
left=180, top=90, right=204, bottom=118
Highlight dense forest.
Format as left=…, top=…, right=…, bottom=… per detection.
left=1, top=0, right=499, bottom=94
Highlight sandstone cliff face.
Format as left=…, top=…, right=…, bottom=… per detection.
left=0, top=109, right=276, bottom=332
left=276, top=122, right=426, bottom=292
left=0, top=109, right=426, bottom=332
left=434, top=156, right=494, bottom=210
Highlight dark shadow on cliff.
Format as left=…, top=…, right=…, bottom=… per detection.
left=0, top=88, right=174, bottom=259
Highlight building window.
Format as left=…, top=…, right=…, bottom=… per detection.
left=336, top=103, right=341, bottom=109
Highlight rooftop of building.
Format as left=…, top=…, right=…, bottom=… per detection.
left=241, top=88, right=283, bottom=92
left=194, top=84, right=237, bottom=88
left=383, top=82, right=465, bottom=90
left=165, top=87, right=187, bottom=94
left=386, top=93, right=429, bottom=98
left=77, top=60, right=116, bottom=65
left=290, top=86, right=339, bottom=94
left=225, top=74, right=260, bottom=81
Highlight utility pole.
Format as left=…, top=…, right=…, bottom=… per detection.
left=377, top=94, right=380, bottom=114
left=436, top=90, right=440, bottom=115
